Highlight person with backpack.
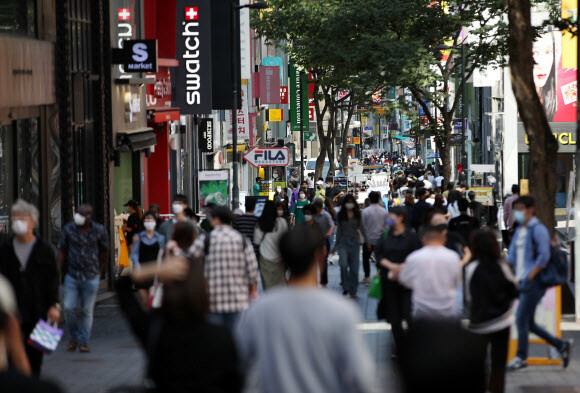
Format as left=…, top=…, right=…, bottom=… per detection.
left=506, top=196, right=573, bottom=371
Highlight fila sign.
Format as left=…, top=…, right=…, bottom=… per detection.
left=243, top=146, right=290, bottom=168
left=174, top=0, right=212, bottom=114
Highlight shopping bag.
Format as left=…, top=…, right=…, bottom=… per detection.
left=117, top=227, right=130, bottom=268
left=27, top=319, right=63, bottom=354
left=149, top=248, right=165, bottom=309
left=368, top=275, right=382, bottom=299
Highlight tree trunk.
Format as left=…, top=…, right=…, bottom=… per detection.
left=314, top=85, right=328, bottom=181
left=327, top=103, right=337, bottom=175
left=339, top=102, right=355, bottom=173
left=436, top=116, right=453, bottom=185
left=506, top=0, right=558, bottom=232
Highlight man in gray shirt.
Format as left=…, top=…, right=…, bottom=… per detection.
left=236, top=225, right=374, bottom=393
left=361, top=191, right=388, bottom=281
left=313, top=198, right=335, bottom=286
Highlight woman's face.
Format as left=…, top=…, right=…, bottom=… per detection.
left=532, top=34, right=554, bottom=88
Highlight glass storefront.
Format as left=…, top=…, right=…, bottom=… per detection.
left=0, top=118, right=41, bottom=238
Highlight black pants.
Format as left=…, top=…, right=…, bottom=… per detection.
left=25, top=338, right=44, bottom=377
left=380, top=276, right=411, bottom=353
left=320, top=239, right=330, bottom=285
left=362, top=243, right=373, bottom=278
left=481, top=328, right=510, bottom=393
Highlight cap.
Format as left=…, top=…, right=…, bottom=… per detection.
left=316, top=180, right=324, bottom=185
left=123, top=200, right=139, bottom=207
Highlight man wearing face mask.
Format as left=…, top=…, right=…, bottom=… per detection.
left=291, top=190, right=309, bottom=226
left=313, top=199, right=335, bottom=288
left=0, top=200, right=60, bottom=376
left=361, top=192, right=388, bottom=283
left=507, top=196, right=572, bottom=371
left=158, top=194, right=198, bottom=240
left=58, top=204, right=109, bottom=353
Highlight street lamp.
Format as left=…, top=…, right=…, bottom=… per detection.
left=436, top=43, right=467, bottom=174
left=231, top=1, right=269, bottom=210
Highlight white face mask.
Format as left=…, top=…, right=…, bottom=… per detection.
left=277, top=210, right=284, bottom=217
left=304, top=214, right=313, bottom=221
left=12, top=220, right=28, bottom=236
left=144, top=221, right=156, bottom=231
left=74, top=213, right=86, bottom=226
left=345, top=203, right=355, bottom=210
left=172, top=203, right=184, bottom=215
left=299, top=193, right=306, bottom=199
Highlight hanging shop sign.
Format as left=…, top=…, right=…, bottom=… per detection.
left=174, top=0, right=213, bottom=114
left=304, top=131, right=317, bottom=142
left=243, top=146, right=290, bottom=168
left=146, top=67, right=172, bottom=109
left=289, top=63, right=310, bottom=131
left=112, top=39, right=158, bottom=72
left=227, top=82, right=249, bottom=141
left=267, top=109, right=283, bottom=122
left=259, top=65, right=281, bottom=104
left=199, top=118, right=214, bottom=152
left=280, top=86, right=289, bottom=104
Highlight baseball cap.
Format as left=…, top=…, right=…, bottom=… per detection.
left=316, top=180, right=324, bottom=185
left=123, top=200, right=139, bottom=208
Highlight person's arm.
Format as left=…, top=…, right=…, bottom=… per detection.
left=5, top=313, right=31, bottom=375
left=530, top=224, right=552, bottom=278
left=129, top=235, right=140, bottom=266
left=243, top=239, right=259, bottom=300
left=57, top=228, right=69, bottom=273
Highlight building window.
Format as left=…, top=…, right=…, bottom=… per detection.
left=0, top=0, right=37, bottom=38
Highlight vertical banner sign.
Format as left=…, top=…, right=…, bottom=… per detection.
left=239, top=0, right=252, bottom=79
left=289, top=63, right=310, bottom=132
left=228, top=82, right=249, bottom=141
left=259, top=66, right=281, bottom=104
left=174, top=0, right=212, bottom=114
left=280, top=86, right=289, bottom=104
left=199, top=118, right=213, bottom=152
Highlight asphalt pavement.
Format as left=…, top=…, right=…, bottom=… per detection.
left=41, top=254, right=580, bottom=393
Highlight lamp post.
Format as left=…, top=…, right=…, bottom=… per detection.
left=231, top=1, right=269, bottom=210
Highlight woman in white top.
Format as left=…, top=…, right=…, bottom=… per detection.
left=254, top=201, right=289, bottom=290
left=447, top=190, right=470, bottom=220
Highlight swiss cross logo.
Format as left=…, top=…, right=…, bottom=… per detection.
left=185, top=7, right=198, bottom=21
left=118, top=8, right=131, bottom=21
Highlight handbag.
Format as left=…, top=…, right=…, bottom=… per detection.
left=538, top=246, right=569, bottom=288
left=28, top=319, right=63, bottom=354
left=368, top=275, right=382, bottom=299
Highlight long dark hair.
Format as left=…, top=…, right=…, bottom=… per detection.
left=324, top=198, right=336, bottom=221
left=162, top=258, right=209, bottom=321
left=337, top=194, right=361, bottom=222
left=470, top=229, right=500, bottom=266
left=448, top=190, right=462, bottom=205
left=537, top=31, right=557, bottom=122
left=258, top=200, right=277, bottom=233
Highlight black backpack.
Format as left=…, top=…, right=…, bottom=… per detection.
left=531, top=226, right=569, bottom=288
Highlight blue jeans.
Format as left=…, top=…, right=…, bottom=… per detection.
left=207, top=312, right=241, bottom=331
left=516, top=279, right=564, bottom=360
left=338, top=238, right=360, bottom=295
left=63, top=275, right=100, bottom=345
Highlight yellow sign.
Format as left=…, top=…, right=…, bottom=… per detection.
left=376, top=109, right=385, bottom=114
left=524, top=133, right=576, bottom=145
left=268, top=109, right=283, bottom=122
left=520, top=179, right=529, bottom=196
left=562, top=0, right=578, bottom=68
left=353, top=137, right=361, bottom=144
left=470, top=187, right=493, bottom=206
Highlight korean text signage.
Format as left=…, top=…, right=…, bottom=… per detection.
left=228, top=82, right=249, bottom=141
left=259, top=66, right=281, bottom=104
left=174, top=0, right=212, bottom=114
left=243, top=146, right=290, bottom=168
left=199, top=118, right=213, bottom=152
left=289, top=63, right=310, bottom=132
left=112, top=40, right=158, bottom=72
left=146, top=67, right=172, bottom=108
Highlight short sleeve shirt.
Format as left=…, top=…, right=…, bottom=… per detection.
left=58, top=222, right=109, bottom=281
left=314, top=210, right=334, bottom=235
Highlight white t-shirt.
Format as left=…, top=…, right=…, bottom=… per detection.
left=515, top=226, right=528, bottom=282
left=435, top=176, right=444, bottom=187
left=399, top=245, right=462, bottom=319
left=254, top=218, right=289, bottom=262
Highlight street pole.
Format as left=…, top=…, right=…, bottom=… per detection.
left=461, top=43, right=467, bottom=174
left=231, top=4, right=240, bottom=210
left=300, top=70, right=305, bottom=184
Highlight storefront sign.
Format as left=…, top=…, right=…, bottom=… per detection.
left=259, top=66, right=281, bottom=104
left=517, top=123, right=577, bottom=153
left=289, top=62, right=309, bottom=131
left=146, top=67, right=172, bottom=109
left=227, top=82, right=249, bottom=140
left=199, top=118, right=213, bottom=152
left=303, top=131, right=317, bottom=142
left=112, top=39, right=157, bottom=72
left=471, top=187, right=493, bottom=206
left=267, top=109, right=283, bottom=122
left=243, top=146, right=290, bottom=168
left=174, top=0, right=212, bottom=114
left=280, top=86, right=289, bottom=104
left=353, top=137, right=361, bottom=144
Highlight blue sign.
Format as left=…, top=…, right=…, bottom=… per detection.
left=263, top=57, right=283, bottom=80
left=364, top=126, right=373, bottom=131
left=453, top=119, right=466, bottom=130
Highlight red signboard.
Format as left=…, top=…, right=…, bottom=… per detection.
left=280, top=86, right=288, bottom=104
left=154, top=110, right=180, bottom=123
left=309, top=106, right=315, bottom=121
left=259, top=66, right=281, bottom=104
left=146, top=67, right=172, bottom=109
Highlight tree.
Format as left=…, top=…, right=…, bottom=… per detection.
left=505, top=0, right=559, bottom=231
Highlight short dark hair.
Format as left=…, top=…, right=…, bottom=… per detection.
left=369, top=191, right=381, bottom=204
left=245, top=197, right=257, bottom=212
left=256, top=177, right=261, bottom=182
left=172, top=221, right=196, bottom=251
left=514, top=195, right=535, bottom=209
left=389, top=206, right=407, bottom=220
left=415, top=187, right=428, bottom=199
left=279, top=225, right=325, bottom=277
left=173, top=194, right=188, bottom=204
left=468, top=191, right=476, bottom=201
left=303, top=204, right=317, bottom=215
left=291, top=181, right=298, bottom=188
left=325, top=177, right=333, bottom=184
left=313, top=198, right=324, bottom=208
left=419, top=224, right=447, bottom=241
left=512, top=184, right=520, bottom=194
left=210, top=206, right=233, bottom=225
left=457, top=198, right=469, bottom=212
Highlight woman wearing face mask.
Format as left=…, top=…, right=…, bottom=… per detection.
left=376, top=206, right=422, bottom=357
left=254, top=201, right=289, bottom=290
left=302, top=205, right=317, bottom=226
left=291, top=190, right=309, bottom=226
left=130, top=211, right=166, bottom=308
left=123, top=200, right=144, bottom=250
left=331, top=195, right=365, bottom=298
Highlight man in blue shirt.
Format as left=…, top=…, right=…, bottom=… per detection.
left=58, top=204, right=109, bottom=353
left=506, top=196, right=572, bottom=370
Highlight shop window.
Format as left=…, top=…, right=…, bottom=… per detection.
left=0, top=0, right=37, bottom=38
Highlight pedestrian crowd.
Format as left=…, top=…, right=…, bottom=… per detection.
left=0, top=154, right=573, bottom=393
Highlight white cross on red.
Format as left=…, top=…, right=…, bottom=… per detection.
left=185, top=7, right=198, bottom=21
left=118, top=8, right=131, bottom=21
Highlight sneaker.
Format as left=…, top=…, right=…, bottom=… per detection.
left=506, top=357, right=527, bottom=371
left=66, top=339, right=78, bottom=352
left=79, top=344, right=90, bottom=353
left=342, top=290, right=349, bottom=296
left=359, top=277, right=371, bottom=284
left=560, top=339, right=573, bottom=369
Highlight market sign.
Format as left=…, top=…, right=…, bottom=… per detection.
left=289, top=62, right=309, bottom=131
left=112, top=39, right=158, bottom=72
left=243, top=146, right=290, bottom=168
left=174, top=0, right=212, bottom=114
left=199, top=118, right=213, bottom=152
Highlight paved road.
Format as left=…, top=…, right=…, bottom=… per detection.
left=42, top=256, right=580, bottom=393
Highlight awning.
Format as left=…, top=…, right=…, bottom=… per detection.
left=118, top=131, right=157, bottom=151
left=395, top=135, right=405, bottom=141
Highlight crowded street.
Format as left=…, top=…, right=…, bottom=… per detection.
left=3, top=0, right=580, bottom=393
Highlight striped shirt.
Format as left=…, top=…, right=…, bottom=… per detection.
left=233, top=214, right=259, bottom=257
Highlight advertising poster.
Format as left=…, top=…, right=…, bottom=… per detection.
left=198, top=170, right=229, bottom=210
left=286, top=166, right=300, bottom=184
left=253, top=196, right=268, bottom=217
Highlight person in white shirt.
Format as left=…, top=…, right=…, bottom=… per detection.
left=254, top=201, right=288, bottom=290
